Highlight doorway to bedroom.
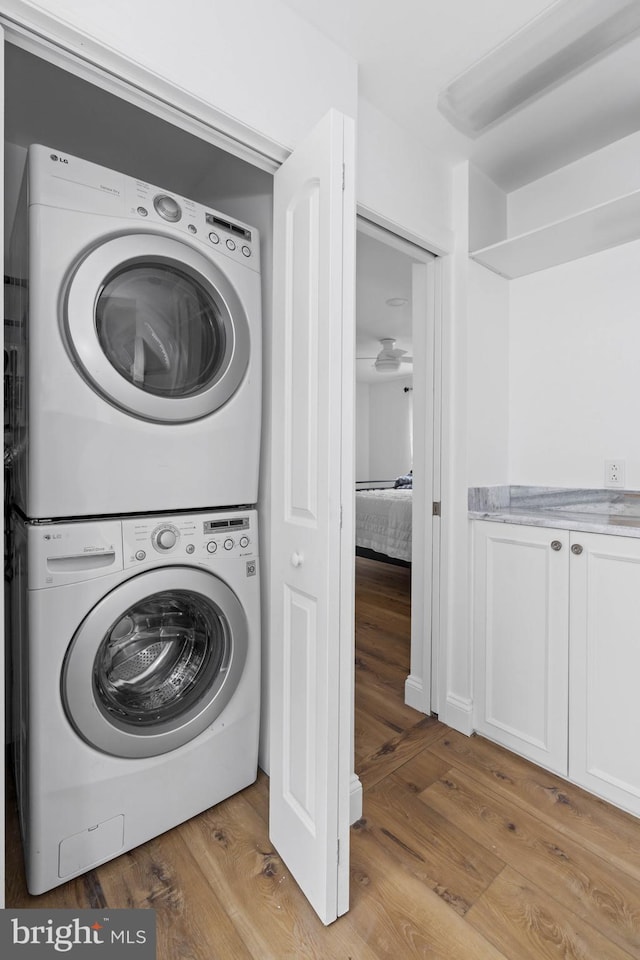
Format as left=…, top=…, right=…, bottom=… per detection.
left=353, top=217, right=439, bottom=779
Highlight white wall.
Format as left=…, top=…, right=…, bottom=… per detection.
left=6, top=0, right=357, bottom=150
left=3, top=142, right=25, bottom=268
left=357, top=97, right=453, bottom=247
left=508, top=130, right=640, bottom=237
left=355, top=382, right=370, bottom=482
left=356, top=376, right=412, bottom=482
left=468, top=166, right=507, bottom=252
left=367, top=376, right=413, bottom=482
left=508, top=238, right=640, bottom=490
left=467, top=261, right=510, bottom=486
left=439, top=160, right=474, bottom=735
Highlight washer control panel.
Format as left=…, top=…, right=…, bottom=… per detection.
left=122, top=511, right=257, bottom=569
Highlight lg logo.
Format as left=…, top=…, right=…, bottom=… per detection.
left=50, top=153, right=69, bottom=163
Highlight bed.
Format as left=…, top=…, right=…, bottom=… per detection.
left=355, top=487, right=412, bottom=563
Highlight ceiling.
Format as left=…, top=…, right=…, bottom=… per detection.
left=281, top=0, right=640, bottom=191
left=285, top=0, right=640, bottom=382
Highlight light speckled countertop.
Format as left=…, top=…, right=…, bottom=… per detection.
left=469, top=486, right=640, bottom=539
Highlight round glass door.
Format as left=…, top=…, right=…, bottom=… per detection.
left=64, top=234, right=251, bottom=423
left=95, top=264, right=225, bottom=400
left=62, top=567, right=249, bottom=758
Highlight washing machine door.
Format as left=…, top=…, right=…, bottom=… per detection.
left=63, top=234, right=251, bottom=423
left=62, top=566, right=249, bottom=758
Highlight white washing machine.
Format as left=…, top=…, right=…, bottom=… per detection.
left=10, top=507, right=260, bottom=895
left=9, top=144, right=262, bottom=519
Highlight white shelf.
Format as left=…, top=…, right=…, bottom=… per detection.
left=470, top=189, right=640, bottom=279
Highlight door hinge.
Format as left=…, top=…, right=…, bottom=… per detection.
left=337, top=838, right=341, bottom=862
left=342, top=162, right=345, bottom=191
left=432, top=501, right=441, bottom=517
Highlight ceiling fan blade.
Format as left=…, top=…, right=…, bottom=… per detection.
left=357, top=339, right=413, bottom=367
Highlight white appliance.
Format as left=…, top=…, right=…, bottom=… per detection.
left=9, top=144, right=262, bottom=518
left=10, top=507, right=260, bottom=895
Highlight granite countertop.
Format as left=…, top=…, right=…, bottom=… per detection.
left=468, top=486, right=640, bottom=539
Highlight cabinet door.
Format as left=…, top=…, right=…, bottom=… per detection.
left=473, top=521, right=569, bottom=774
left=569, top=532, right=640, bottom=816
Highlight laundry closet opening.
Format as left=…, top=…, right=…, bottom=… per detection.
left=4, top=35, right=273, bottom=893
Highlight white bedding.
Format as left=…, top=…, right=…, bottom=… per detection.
left=355, top=488, right=412, bottom=562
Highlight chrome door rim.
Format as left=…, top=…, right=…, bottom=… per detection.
left=62, top=566, right=249, bottom=758
left=63, top=233, right=251, bottom=423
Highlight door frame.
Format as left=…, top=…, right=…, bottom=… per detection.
left=355, top=212, right=442, bottom=717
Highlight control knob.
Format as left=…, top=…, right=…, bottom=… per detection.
left=153, top=194, right=182, bottom=222
left=153, top=525, right=179, bottom=551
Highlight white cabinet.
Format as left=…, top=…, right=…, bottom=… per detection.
left=473, top=521, right=570, bottom=775
left=569, top=532, right=640, bottom=816
left=473, top=520, right=640, bottom=817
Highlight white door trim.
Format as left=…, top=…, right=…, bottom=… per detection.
left=0, top=3, right=287, bottom=172
left=357, top=201, right=454, bottom=259
left=355, top=214, right=442, bottom=716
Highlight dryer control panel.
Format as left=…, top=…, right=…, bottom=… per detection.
left=28, top=144, right=260, bottom=272
left=122, top=510, right=258, bottom=569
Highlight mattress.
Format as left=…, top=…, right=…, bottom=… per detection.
left=355, top=488, right=412, bottom=562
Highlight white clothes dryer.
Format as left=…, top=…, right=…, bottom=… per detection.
left=10, top=507, right=260, bottom=895
left=9, top=144, right=262, bottom=518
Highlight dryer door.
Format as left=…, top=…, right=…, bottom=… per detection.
left=62, top=566, right=248, bottom=758
left=64, top=234, right=251, bottom=422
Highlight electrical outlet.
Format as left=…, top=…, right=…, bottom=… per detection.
left=604, top=459, right=625, bottom=488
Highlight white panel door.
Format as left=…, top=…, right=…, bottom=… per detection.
left=569, top=531, right=640, bottom=816
left=269, top=109, right=355, bottom=924
left=473, top=520, right=570, bottom=775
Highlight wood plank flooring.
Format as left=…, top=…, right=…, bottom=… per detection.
left=5, top=555, right=640, bottom=958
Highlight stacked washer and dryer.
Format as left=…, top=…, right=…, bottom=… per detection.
left=7, top=145, right=263, bottom=894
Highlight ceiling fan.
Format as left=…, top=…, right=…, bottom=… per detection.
left=358, top=338, right=413, bottom=373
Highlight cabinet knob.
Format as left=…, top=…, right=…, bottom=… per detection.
left=291, top=551, right=304, bottom=568
left=571, top=543, right=583, bottom=555
left=551, top=540, right=563, bottom=551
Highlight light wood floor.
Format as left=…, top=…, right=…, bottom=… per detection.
left=6, top=555, right=640, bottom=958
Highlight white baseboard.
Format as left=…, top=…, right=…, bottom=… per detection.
left=349, top=773, right=363, bottom=824
left=442, top=693, right=474, bottom=735
left=404, top=673, right=429, bottom=713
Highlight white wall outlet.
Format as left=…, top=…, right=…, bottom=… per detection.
left=604, top=459, right=625, bottom=488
